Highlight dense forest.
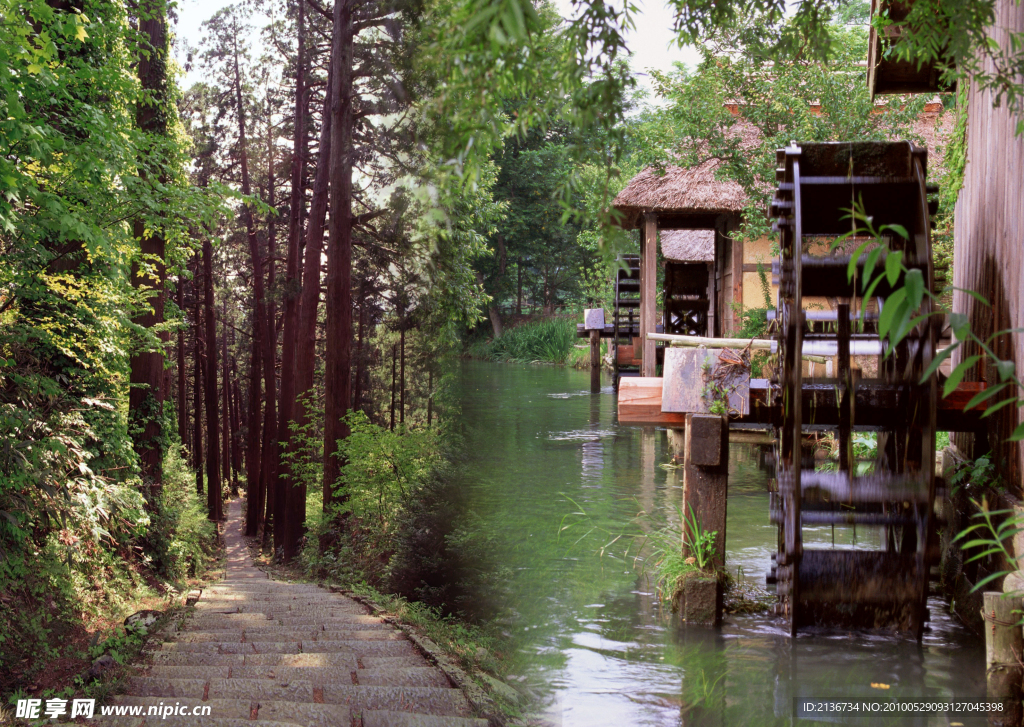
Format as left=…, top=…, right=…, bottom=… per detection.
left=1, top=0, right=1020, bottom=705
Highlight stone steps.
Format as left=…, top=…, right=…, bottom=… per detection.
left=97, top=696, right=350, bottom=727
left=363, top=711, right=489, bottom=727
left=103, top=500, right=485, bottom=727
left=127, top=677, right=472, bottom=715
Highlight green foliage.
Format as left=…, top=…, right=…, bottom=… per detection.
left=640, top=20, right=929, bottom=245
left=147, top=446, right=217, bottom=581
left=953, top=498, right=1024, bottom=595
left=875, top=0, right=1024, bottom=134
left=683, top=505, right=718, bottom=571
left=950, top=455, right=1003, bottom=497
left=471, top=317, right=578, bottom=365
left=333, top=412, right=441, bottom=539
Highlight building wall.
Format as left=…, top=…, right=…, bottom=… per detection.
left=952, top=0, right=1024, bottom=490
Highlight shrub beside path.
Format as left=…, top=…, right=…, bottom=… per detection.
left=98, top=499, right=488, bottom=727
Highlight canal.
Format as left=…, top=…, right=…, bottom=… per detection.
left=456, top=360, right=987, bottom=726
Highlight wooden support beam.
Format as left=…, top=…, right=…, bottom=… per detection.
left=984, top=591, right=1024, bottom=726
left=680, top=413, right=728, bottom=626
left=642, top=213, right=657, bottom=376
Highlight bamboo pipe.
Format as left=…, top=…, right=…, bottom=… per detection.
left=645, top=333, right=829, bottom=364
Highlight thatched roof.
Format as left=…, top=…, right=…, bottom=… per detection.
left=612, top=108, right=952, bottom=229
left=612, top=160, right=748, bottom=226
left=662, top=229, right=714, bottom=262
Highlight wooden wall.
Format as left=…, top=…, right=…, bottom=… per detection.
left=952, top=0, right=1024, bottom=490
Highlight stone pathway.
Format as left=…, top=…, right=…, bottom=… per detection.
left=99, top=500, right=488, bottom=727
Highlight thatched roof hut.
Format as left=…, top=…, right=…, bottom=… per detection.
left=611, top=161, right=748, bottom=230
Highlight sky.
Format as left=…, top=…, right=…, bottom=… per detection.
left=172, top=0, right=700, bottom=99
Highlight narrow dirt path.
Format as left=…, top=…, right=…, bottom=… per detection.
left=99, top=499, right=487, bottom=727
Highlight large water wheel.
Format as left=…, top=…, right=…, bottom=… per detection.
left=769, top=141, right=940, bottom=638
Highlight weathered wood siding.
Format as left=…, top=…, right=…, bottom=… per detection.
left=952, top=0, right=1024, bottom=489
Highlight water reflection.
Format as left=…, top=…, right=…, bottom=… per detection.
left=457, top=361, right=985, bottom=727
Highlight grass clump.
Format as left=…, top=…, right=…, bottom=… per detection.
left=469, top=317, right=577, bottom=365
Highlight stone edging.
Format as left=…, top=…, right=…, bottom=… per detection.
left=332, top=587, right=509, bottom=727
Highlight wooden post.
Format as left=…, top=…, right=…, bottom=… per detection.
left=984, top=591, right=1023, bottom=726
left=589, top=329, right=601, bottom=393
left=642, top=213, right=657, bottom=377
left=681, top=413, right=728, bottom=626
left=731, top=234, right=743, bottom=334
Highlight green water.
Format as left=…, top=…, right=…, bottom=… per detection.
left=456, top=361, right=986, bottom=727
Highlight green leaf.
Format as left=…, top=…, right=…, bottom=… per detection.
left=904, top=269, right=924, bottom=310
left=1009, top=422, right=1024, bottom=442
left=919, top=343, right=956, bottom=384
left=982, top=397, right=1018, bottom=418
left=847, top=239, right=872, bottom=283
left=878, top=288, right=906, bottom=340
left=995, top=359, right=1015, bottom=381
left=949, top=312, right=970, bottom=341
left=964, top=382, right=1008, bottom=410
left=884, top=250, right=903, bottom=286
left=944, top=355, right=980, bottom=398
left=881, top=223, right=908, bottom=240
left=952, top=287, right=990, bottom=306
left=861, top=246, right=884, bottom=291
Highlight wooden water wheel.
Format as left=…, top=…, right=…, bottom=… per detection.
left=768, top=141, right=941, bottom=638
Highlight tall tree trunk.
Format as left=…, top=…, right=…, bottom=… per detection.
left=203, top=237, right=223, bottom=522
left=229, top=25, right=276, bottom=539
left=177, top=276, right=188, bottom=452
left=221, top=297, right=234, bottom=495
left=399, top=324, right=405, bottom=427
left=193, top=264, right=205, bottom=496
left=353, top=277, right=366, bottom=414
left=129, top=0, right=170, bottom=496
left=231, top=364, right=243, bottom=475
left=389, top=343, right=397, bottom=431
left=516, top=259, right=523, bottom=316
left=245, top=327, right=262, bottom=534
left=323, top=0, right=354, bottom=515
left=277, top=0, right=308, bottom=561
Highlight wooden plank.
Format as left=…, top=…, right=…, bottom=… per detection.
left=642, top=214, right=658, bottom=376
left=732, top=235, right=744, bottom=334
left=661, top=348, right=750, bottom=415
left=618, top=377, right=680, bottom=423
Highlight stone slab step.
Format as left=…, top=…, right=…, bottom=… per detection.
left=363, top=711, right=489, bottom=727
left=126, top=679, right=470, bottom=717
left=274, top=616, right=387, bottom=628
left=270, top=606, right=369, bottom=616
left=106, top=697, right=251, bottom=720
left=321, top=685, right=472, bottom=716
left=301, top=639, right=412, bottom=654
left=147, top=664, right=360, bottom=683
left=130, top=677, right=313, bottom=702
left=159, top=642, right=301, bottom=654
left=254, top=700, right=352, bottom=727
left=99, top=718, right=301, bottom=727
left=231, top=665, right=358, bottom=682
left=355, top=668, right=450, bottom=688
left=148, top=653, right=246, bottom=667
left=242, top=652, right=359, bottom=667
left=160, top=641, right=413, bottom=661
left=361, top=656, right=431, bottom=669
left=98, top=697, right=351, bottom=727
left=173, top=624, right=387, bottom=641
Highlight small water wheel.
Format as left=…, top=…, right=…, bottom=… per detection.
left=769, top=141, right=940, bottom=638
